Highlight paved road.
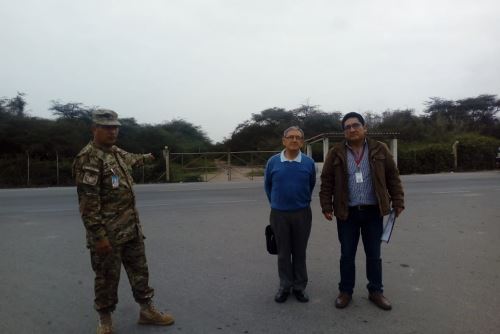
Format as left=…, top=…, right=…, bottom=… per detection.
left=0, top=171, right=499, bottom=334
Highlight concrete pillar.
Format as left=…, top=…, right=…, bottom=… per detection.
left=390, top=138, right=398, bottom=166
left=323, top=138, right=329, bottom=162
left=306, top=144, right=312, bottom=158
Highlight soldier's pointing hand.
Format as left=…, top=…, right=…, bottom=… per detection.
left=144, top=153, right=155, bottom=161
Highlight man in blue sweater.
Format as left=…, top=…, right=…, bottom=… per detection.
left=264, top=126, right=316, bottom=303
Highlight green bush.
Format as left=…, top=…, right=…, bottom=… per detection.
left=169, top=163, right=203, bottom=183
left=0, top=155, right=28, bottom=186
left=398, top=134, right=500, bottom=174
left=455, top=134, right=500, bottom=171
left=398, top=143, right=453, bottom=174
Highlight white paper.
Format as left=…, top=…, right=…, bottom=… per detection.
left=381, top=209, right=396, bottom=243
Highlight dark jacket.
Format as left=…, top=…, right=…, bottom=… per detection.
left=319, top=138, right=404, bottom=220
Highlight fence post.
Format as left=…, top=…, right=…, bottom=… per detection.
left=452, top=141, right=459, bottom=171
left=181, top=153, right=184, bottom=181
left=250, top=153, right=254, bottom=181
left=163, top=146, right=170, bottom=182
left=26, top=150, right=30, bottom=186
left=204, top=154, right=208, bottom=182
left=227, top=152, right=231, bottom=181
left=56, top=151, right=59, bottom=185
left=141, top=150, right=145, bottom=184
left=142, top=162, right=145, bottom=184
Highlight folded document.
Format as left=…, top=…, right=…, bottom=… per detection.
left=381, top=209, right=396, bottom=243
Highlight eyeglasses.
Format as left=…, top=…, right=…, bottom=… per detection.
left=284, top=135, right=304, bottom=141
left=343, top=123, right=362, bottom=131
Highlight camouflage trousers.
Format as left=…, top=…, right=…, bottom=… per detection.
left=90, top=235, right=154, bottom=313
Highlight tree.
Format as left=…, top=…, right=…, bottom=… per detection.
left=249, top=108, right=294, bottom=127
left=226, top=106, right=343, bottom=151
left=50, top=101, right=97, bottom=122
left=0, top=92, right=27, bottom=117
left=373, top=109, right=428, bottom=141
left=455, top=95, right=499, bottom=135
left=301, top=109, right=343, bottom=136
left=161, top=119, right=212, bottom=152
left=424, top=94, right=500, bottom=136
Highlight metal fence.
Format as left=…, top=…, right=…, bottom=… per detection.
left=0, top=150, right=281, bottom=187
left=0, top=152, right=74, bottom=187
left=167, top=151, right=280, bottom=182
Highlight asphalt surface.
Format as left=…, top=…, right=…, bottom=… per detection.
left=0, top=171, right=499, bottom=334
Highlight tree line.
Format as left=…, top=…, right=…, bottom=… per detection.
left=1, top=92, right=499, bottom=186
left=225, top=95, right=500, bottom=149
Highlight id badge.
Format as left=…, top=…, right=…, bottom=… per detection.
left=355, top=170, right=363, bottom=183
left=111, top=175, right=120, bottom=188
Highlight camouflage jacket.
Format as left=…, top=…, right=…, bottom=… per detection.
left=73, top=142, right=147, bottom=248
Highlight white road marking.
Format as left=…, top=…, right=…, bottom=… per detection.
left=207, top=200, right=257, bottom=204
left=432, top=190, right=470, bottom=194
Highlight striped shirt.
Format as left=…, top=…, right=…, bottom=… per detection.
left=345, top=141, right=377, bottom=206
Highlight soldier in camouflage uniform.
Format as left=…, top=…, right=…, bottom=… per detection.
left=73, top=109, right=174, bottom=334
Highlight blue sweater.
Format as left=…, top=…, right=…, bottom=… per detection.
left=264, top=152, right=316, bottom=211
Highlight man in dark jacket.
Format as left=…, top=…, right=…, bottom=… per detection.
left=319, top=112, right=404, bottom=311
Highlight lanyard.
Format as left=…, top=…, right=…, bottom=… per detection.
left=353, top=145, right=365, bottom=167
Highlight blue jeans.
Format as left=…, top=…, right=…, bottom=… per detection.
left=336, top=206, right=383, bottom=294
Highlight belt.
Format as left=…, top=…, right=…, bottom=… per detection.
left=349, top=205, right=378, bottom=211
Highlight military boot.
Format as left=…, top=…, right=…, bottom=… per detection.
left=138, top=302, right=175, bottom=326
left=96, top=312, right=113, bottom=334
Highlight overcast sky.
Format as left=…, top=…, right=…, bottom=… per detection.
left=1, top=0, right=499, bottom=142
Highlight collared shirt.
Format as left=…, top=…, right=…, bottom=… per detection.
left=280, top=149, right=302, bottom=163
left=345, top=140, right=377, bottom=206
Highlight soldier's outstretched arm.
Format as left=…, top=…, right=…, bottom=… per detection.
left=115, top=147, right=154, bottom=167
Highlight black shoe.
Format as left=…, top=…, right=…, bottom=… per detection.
left=293, top=289, right=309, bottom=303
left=274, top=288, right=290, bottom=303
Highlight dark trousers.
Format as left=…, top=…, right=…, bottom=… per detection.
left=336, top=206, right=383, bottom=294
left=270, top=207, right=312, bottom=291
left=90, top=235, right=154, bottom=313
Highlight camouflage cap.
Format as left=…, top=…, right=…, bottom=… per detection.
left=92, top=109, right=121, bottom=126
